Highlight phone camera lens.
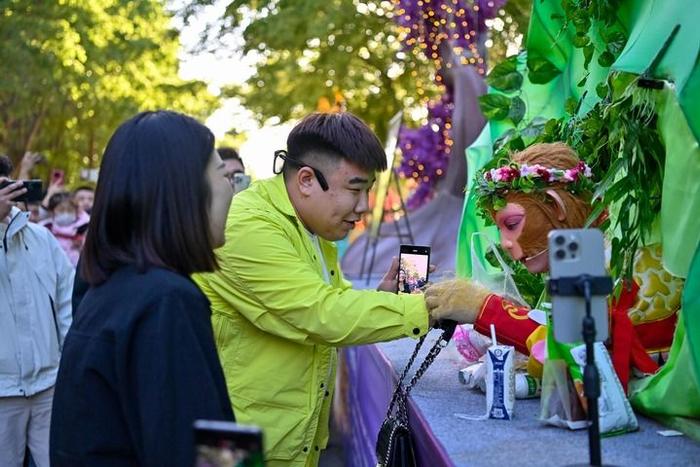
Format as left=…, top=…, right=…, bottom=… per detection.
left=569, top=242, right=579, bottom=252
left=554, top=235, right=565, bottom=246
left=555, top=249, right=566, bottom=260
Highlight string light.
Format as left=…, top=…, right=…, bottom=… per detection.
left=390, top=0, right=506, bottom=207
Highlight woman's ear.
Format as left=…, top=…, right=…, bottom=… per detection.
left=545, top=189, right=567, bottom=222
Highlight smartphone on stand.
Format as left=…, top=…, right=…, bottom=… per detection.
left=397, top=245, right=430, bottom=294
left=193, top=420, right=264, bottom=467
left=548, top=229, right=609, bottom=343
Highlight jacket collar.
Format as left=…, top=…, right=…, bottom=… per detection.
left=5, top=207, right=28, bottom=240
left=265, top=174, right=298, bottom=218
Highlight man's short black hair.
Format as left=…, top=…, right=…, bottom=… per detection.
left=0, top=155, right=13, bottom=177
left=218, top=147, right=244, bottom=169
left=81, top=110, right=219, bottom=285
left=217, top=147, right=240, bottom=161
left=285, top=112, right=387, bottom=174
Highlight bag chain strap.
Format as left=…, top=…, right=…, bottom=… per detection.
left=384, top=330, right=452, bottom=424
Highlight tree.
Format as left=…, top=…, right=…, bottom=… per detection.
left=0, top=0, right=217, bottom=182
left=183, top=0, right=439, bottom=139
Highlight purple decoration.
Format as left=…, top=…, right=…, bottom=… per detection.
left=393, top=0, right=506, bottom=208
left=397, top=93, right=454, bottom=209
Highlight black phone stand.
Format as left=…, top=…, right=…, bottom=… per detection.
left=548, top=274, right=612, bottom=467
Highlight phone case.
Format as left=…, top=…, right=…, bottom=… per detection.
left=548, top=229, right=609, bottom=343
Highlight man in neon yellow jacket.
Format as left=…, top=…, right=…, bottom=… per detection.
left=194, top=113, right=447, bottom=466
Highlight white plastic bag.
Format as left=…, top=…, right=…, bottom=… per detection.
left=470, top=232, right=528, bottom=306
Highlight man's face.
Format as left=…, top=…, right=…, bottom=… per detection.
left=302, top=159, right=375, bottom=241
left=493, top=202, right=549, bottom=274
left=74, top=189, right=94, bottom=213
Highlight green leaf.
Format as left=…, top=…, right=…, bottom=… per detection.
left=508, top=136, right=525, bottom=151
left=527, top=55, right=561, bottom=84
left=573, top=33, right=590, bottom=48
left=565, top=97, right=579, bottom=115
left=521, top=117, right=548, bottom=139
left=494, top=128, right=517, bottom=151
left=543, top=118, right=561, bottom=138
left=478, top=94, right=512, bottom=120
left=596, top=82, right=608, bottom=99
left=486, top=57, right=523, bottom=93
left=508, top=96, right=526, bottom=125
left=605, top=30, right=627, bottom=56
left=598, top=51, right=615, bottom=67
left=583, top=44, right=595, bottom=69
left=577, top=72, right=590, bottom=88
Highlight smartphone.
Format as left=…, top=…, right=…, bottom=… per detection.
left=194, top=420, right=265, bottom=467
left=548, top=229, right=609, bottom=343
left=51, top=168, right=65, bottom=185
left=398, top=245, right=431, bottom=294
left=0, top=179, right=44, bottom=203
left=232, top=173, right=251, bottom=194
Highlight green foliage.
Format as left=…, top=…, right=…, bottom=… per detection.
left=476, top=1, right=667, bottom=280
left=181, top=0, right=532, bottom=137
left=486, top=56, right=523, bottom=93
left=526, top=55, right=561, bottom=84
left=478, top=94, right=512, bottom=120
left=0, top=0, right=217, bottom=184
left=182, top=0, right=439, bottom=138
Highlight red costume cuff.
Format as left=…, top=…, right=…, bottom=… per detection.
left=474, top=294, right=539, bottom=355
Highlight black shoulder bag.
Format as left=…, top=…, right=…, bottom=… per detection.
left=375, top=321, right=457, bottom=467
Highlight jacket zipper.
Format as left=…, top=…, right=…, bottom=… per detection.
left=3, top=211, right=18, bottom=252
left=49, top=296, right=61, bottom=350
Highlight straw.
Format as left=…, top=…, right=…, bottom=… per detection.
left=490, top=324, right=497, bottom=346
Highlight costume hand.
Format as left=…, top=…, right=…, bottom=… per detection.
left=0, top=178, right=26, bottom=220
left=423, top=278, right=491, bottom=324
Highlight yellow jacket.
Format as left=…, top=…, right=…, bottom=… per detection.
left=194, top=175, right=429, bottom=466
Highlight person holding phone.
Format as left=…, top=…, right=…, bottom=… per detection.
left=0, top=155, right=74, bottom=467
left=193, top=112, right=476, bottom=466
left=50, top=111, right=236, bottom=467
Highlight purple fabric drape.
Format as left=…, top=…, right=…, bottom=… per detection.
left=339, top=345, right=453, bottom=466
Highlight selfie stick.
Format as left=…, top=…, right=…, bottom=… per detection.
left=549, top=274, right=612, bottom=467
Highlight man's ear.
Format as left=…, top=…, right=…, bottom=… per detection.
left=545, top=189, right=567, bottom=222
left=296, top=167, right=317, bottom=196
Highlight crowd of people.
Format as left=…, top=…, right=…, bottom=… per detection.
left=1, top=110, right=451, bottom=467
left=0, top=121, right=256, bottom=467
left=1, top=108, right=675, bottom=467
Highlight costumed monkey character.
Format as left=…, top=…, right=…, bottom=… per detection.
left=425, top=142, right=682, bottom=389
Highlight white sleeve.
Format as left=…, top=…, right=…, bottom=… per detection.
left=49, top=235, right=75, bottom=346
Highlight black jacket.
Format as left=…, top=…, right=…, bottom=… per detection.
left=50, top=266, right=234, bottom=466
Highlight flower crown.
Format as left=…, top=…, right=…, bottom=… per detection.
left=475, top=160, right=595, bottom=212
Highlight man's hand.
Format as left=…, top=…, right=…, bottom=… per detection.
left=377, top=256, right=437, bottom=293
left=0, top=178, right=26, bottom=220
left=42, top=180, right=64, bottom=208
left=19, top=152, right=43, bottom=180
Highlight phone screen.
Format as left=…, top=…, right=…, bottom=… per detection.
left=194, top=420, right=264, bottom=467
left=398, top=245, right=430, bottom=294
